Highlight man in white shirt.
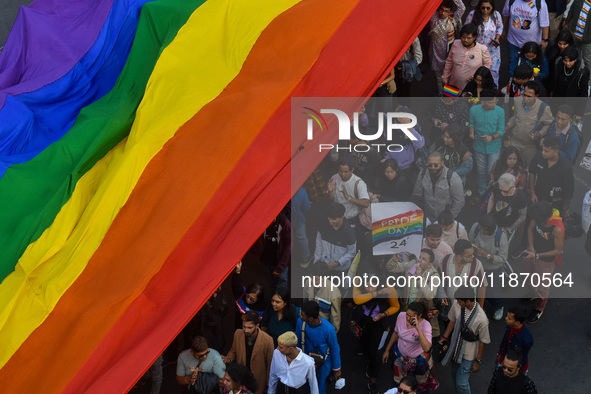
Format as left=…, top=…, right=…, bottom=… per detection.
left=327, top=157, right=369, bottom=227
left=439, top=287, right=491, bottom=394
left=268, top=331, right=319, bottom=394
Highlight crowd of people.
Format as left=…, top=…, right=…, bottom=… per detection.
left=134, top=1, right=591, bottom=393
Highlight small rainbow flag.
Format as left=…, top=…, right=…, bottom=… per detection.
left=442, top=83, right=460, bottom=97
left=528, top=1, right=535, bottom=8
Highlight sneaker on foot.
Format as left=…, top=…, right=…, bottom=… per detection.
left=527, top=309, right=543, bottom=324
left=300, top=257, right=312, bottom=268
left=368, top=382, right=379, bottom=394
left=493, top=307, right=504, bottom=321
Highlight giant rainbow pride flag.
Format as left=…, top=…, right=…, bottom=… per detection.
left=0, top=0, right=440, bottom=392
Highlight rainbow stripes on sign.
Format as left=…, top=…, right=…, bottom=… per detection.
left=0, top=0, right=441, bottom=392
left=372, top=209, right=424, bottom=244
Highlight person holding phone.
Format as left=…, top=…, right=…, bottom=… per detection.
left=465, top=0, right=504, bottom=85
left=382, top=302, right=435, bottom=391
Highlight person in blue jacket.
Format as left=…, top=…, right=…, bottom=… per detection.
left=544, top=104, right=581, bottom=164
left=510, top=41, right=550, bottom=82
left=296, top=301, right=341, bottom=394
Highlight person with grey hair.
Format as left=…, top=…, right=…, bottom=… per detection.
left=486, top=172, right=528, bottom=245
left=411, top=151, right=465, bottom=222
left=268, top=331, right=319, bottom=394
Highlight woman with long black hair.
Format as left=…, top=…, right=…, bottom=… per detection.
left=461, top=66, right=498, bottom=99
left=511, top=41, right=550, bottom=82
left=261, top=287, right=300, bottom=346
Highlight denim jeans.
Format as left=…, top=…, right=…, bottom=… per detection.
left=475, top=151, right=500, bottom=197
left=451, top=358, right=475, bottom=394
left=508, top=43, right=520, bottom=77
left=292, top=220, right=310, bottom=263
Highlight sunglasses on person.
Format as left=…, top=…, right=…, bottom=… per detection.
left=427, top=163, right=441, bottom=168
left=481, top=6, right=492, bottom=10
left=192, top=350, right=210, bottom=359
left=398, top=389, right=414, bottom=394
left=501, top=364, right=516, bottom=373
left=499, top=185, right=514, bottom=194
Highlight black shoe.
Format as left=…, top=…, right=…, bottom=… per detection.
left=527, top=309, right=543, bottom=324
left=368, top=382, right=379, bottom=394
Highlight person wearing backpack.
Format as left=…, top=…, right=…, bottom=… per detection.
left=505, top=81, right=554, bottom=166
left=411, top=151, right=465, bottom=223
left=502, top=0, right=550, bottom=69
left=469, top=215, right=510, bottom=321
left=544, top=104, right=583, bottom=164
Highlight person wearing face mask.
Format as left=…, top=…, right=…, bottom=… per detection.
left=442, top=23, right=492, bottom=92
left=223, top=311, right=275, bottom=394
left=411, top=151, right=465, bottom=223
left=488, top=350, right=538, bottom=393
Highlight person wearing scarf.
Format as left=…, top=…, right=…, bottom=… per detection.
left=438, top=286, right=490, bottom=394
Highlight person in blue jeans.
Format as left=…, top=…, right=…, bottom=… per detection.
left=469, top=90, right=505, bottom=203
left=296, top=301, right=341, bottom=394
left=438, top=286, right=491, bottom=394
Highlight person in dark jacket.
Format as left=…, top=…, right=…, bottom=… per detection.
left=488, top=350, right=538, bottom=394
left=550, top=46, right=590, bottom=118
left=496, top=306, right=534, bottom=372
left=375, top=159, right=413, bottom=202
left=232, top=262, right=266, bottom=329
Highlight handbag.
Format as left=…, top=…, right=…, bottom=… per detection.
left=302, top=322, right=328, bottom=370
left=459, top=307, right=479, bottom=342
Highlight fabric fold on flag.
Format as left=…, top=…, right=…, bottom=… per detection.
left=0, top=0, right=114, bottom=108
left=0, top=0, right=441, bottom=392
left=0, top=0, right=206, bottom=279
left=0, top=0, right=154, bottom=177
left=0, top=0, right=302, bottom=371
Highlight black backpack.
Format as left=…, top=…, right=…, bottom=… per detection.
left=565, top=125, right=584, bottom=164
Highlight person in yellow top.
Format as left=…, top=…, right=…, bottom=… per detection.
left=353, top=273, right=399, bottom=394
